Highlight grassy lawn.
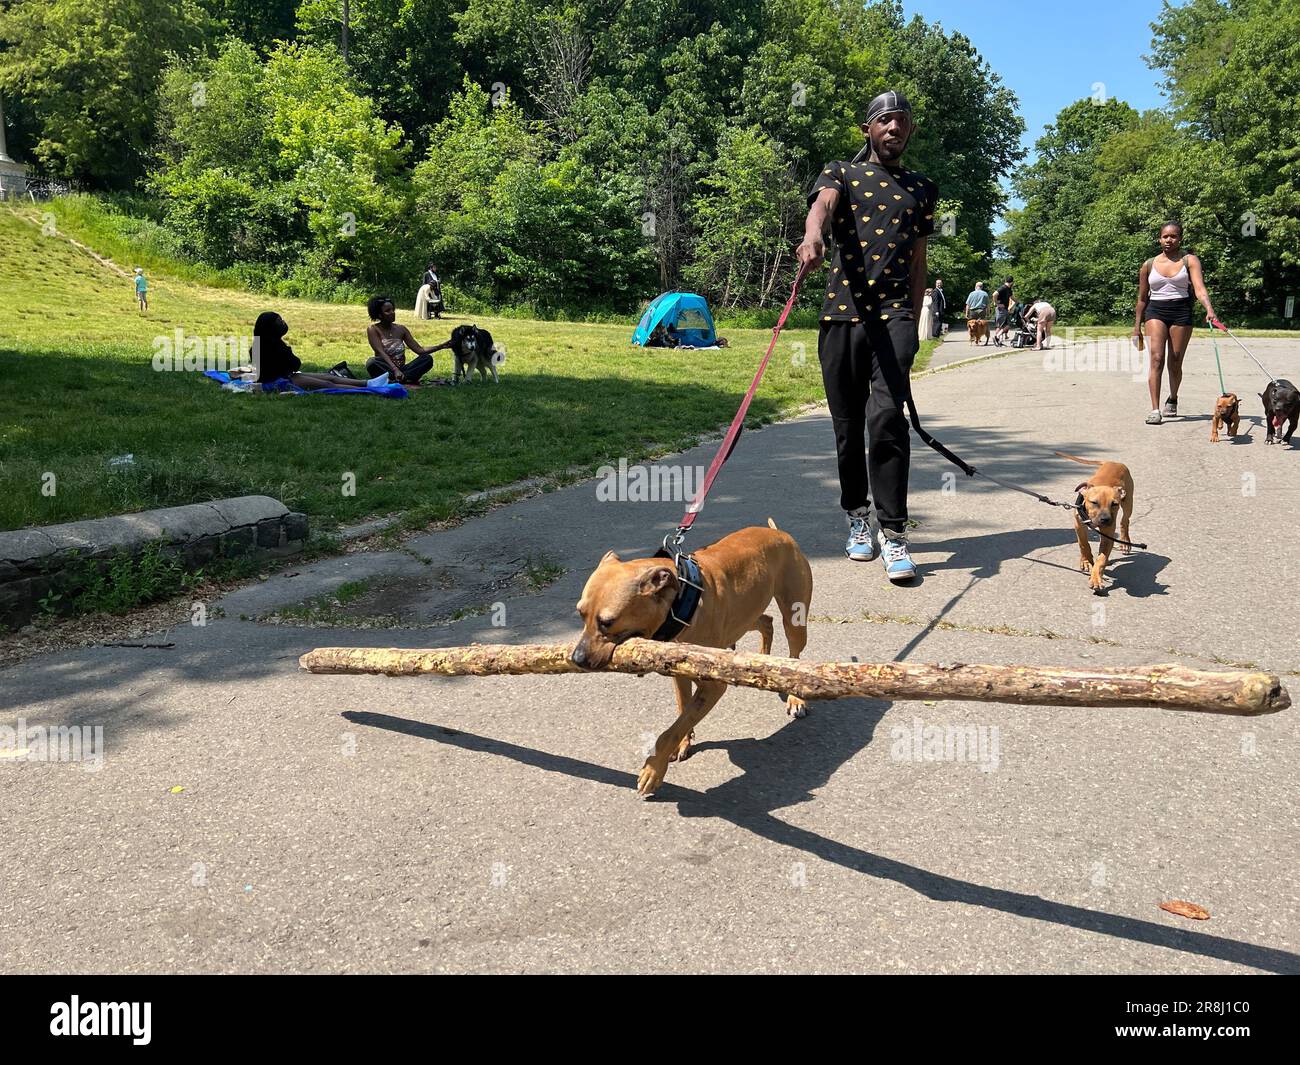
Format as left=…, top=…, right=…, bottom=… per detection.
left=0, top=205, right=941, bottom=533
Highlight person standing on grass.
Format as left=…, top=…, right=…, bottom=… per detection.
left=917, top=287, right=936, bottom=342
left=419, top=261, right=445, bottom=320
left=965, top=282, right=990, bottom=343
left=931, top=277, right=946, bottom=337
left=133, top=267, right=148, bottom=313
left=365, top=295, right=439, bottom=384
left=1133, top=221, right=1220, bottom=425
left=796, top=89, right=938, bottom=584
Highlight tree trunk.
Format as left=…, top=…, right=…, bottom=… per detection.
left=299, top=639, right=1290, bottom=717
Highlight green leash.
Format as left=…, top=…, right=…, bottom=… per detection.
left=1212, top=337, right=1227, bottom=395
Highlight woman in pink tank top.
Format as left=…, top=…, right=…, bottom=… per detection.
left=1133, top=222, right=1220, bottom=424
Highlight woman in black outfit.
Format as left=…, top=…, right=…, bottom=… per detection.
left=1133, top=222, right=1220, bottom=425
left=252, top=312, right=370, bottom=390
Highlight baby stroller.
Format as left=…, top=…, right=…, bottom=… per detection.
left=995, top=304, right=1037, bottom=348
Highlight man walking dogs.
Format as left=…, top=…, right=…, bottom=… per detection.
left=797, top=91, right=937, bottom=583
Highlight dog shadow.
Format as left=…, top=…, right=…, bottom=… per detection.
left=1100, top=551, right=1170, bottom=598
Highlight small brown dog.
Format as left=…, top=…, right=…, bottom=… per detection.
left=1210, top=393, right=1240, bottom=442
left=572, top=520, right=813, bottom=797
left=1055, top=452, right=1135, bottom=592
left=967, top=318, right=988, bottom=344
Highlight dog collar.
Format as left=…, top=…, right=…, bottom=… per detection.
left=649, top=550, right=704, bottom=641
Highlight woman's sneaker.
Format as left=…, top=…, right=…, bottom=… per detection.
left=878, top=531, right=917, bottom=582
left=845, top=509, right=877, bottom=562
left=1145, top=409, right=1163, bottom=424
left=1162, top=396, right=1178, bottom=417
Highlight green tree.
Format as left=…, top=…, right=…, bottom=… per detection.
left=684, top=125, right=802, bottom=307
left=296, top=0, right=461, bottom=154
left=0, top=0, right=211, bottom=185
left=153, top=39, right=410, bottom=292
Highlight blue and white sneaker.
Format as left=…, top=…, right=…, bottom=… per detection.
left=845, top=509, right=877, bottom=562
left=878, top=530, right=917, bottom=582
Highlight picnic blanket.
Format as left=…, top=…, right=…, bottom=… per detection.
left=202, top=371, right=408, bottom=399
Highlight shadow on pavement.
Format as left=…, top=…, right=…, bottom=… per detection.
left=345, top=708, right=1300, bottom=974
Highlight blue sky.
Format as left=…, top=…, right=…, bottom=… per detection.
left=902, top=0, right=1172, bottom=213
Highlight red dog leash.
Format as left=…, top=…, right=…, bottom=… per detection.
left=665, top=263, right=810, bottom=550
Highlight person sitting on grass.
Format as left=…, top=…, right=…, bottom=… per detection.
left=253, top=312, right=370, bottom=391
left=366, top=295, right=438, bottom=383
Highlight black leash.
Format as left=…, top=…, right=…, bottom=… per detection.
left=903, top=394, right=1149, bottom=550
left=1070, top=494, right=1148, bottom=551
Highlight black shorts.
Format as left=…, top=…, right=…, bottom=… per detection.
left=1145, top=297, right=1193, bottom=326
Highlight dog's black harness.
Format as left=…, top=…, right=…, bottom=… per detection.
left=649, top=548, right=705, bottom=641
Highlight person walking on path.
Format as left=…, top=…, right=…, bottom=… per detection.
left=931, top=277, right=946, bottom=337
left=1133, top=222, right=1220, bottom=424
left=133, top=267, right=148, bottom=314
left=992, top=277, right=1013, bottom=343
left=796, top=89, right=938, bottom=584
left=964, top=282, right=990, bottom=344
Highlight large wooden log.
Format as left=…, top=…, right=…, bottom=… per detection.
left=300, top=639, right=1290, bottom=717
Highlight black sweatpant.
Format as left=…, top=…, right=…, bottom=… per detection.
left=818, top=316, right=919, bottom=533
left=366, top=352, right=433, bottom=383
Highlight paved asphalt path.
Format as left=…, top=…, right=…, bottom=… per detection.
left=3, top=334, right=1297, bottom=973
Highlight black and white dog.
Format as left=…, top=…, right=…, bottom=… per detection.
left=447, top=324, right=503, bottom=384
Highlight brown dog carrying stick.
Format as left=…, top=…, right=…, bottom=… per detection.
left=1055, top=452, right=1135, bottom=592
left=1211, top=393, right=1240, bottom=442
left=572, top=520, right=812, bottom=797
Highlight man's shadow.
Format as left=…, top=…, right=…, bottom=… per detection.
left=346, top=708, right=1300, bottom=973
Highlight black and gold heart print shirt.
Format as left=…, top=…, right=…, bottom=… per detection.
left=808, top=159, right=939, bottom=324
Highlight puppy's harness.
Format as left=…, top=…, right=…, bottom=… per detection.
left=649, top=548, right=705, bottom=641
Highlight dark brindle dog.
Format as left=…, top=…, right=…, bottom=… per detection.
left=1261, top=379, right=1299, bottom=445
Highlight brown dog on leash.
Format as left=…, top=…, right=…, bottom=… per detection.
left=1210, top=393, right=1240, bottom=442
left=967, top=318, right=988, bottom=345
left=1055, top=452, right=1135, bottom=592
left=572, top=520, right=813, bottom=797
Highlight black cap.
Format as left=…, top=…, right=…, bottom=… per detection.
left=865, top=90, right=912, bottom=126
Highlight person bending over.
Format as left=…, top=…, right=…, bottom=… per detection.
left=1030, top=298, right=1056, bottom=350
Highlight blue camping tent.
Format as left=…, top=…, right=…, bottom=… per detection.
left=632, top=292, right=718, bottom=347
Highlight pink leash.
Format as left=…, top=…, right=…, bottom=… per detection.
left=665, top=264, right=810, bottom=551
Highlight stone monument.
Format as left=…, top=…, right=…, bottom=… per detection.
left=0, top=95, right=30, bottom=200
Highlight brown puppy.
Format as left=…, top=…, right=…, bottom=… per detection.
left=1055, top=452, right=1135, bottom=592
left=967, top=318, right=988, bottom=345
left=573, top=520, right=813, bottom=797
left=1210, top=393, right=1240, bottom=442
